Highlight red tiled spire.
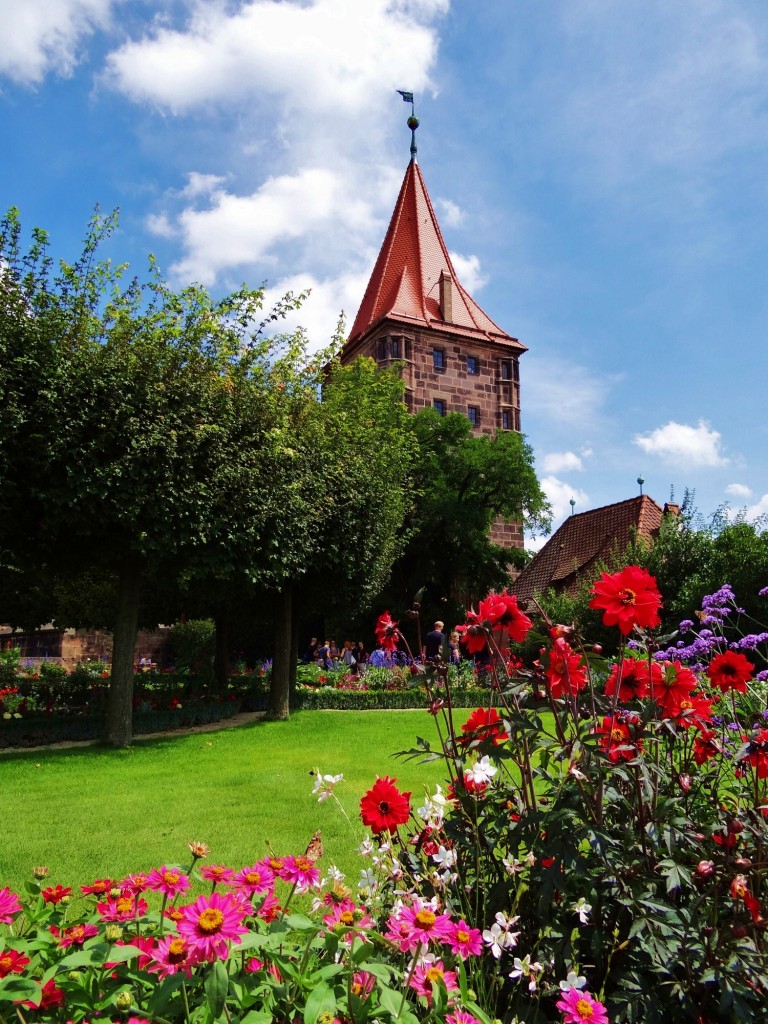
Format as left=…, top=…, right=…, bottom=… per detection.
left=347, top=161, right=524, bottom=350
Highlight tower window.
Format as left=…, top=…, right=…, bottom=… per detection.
left=502, top=410, right=511, bottom=430
left=390, top=337, right=401, bottom=359
left=433, top=398, right=446, bottom=416
left=433, top=348, right=446, bottom=371
left=500, top=360, right=511, bottom=380
left=377, top=339, right=388, bottom=361
left=467, top=406, right=480, bottom=427
left=466, top=355, right=478, bottom=375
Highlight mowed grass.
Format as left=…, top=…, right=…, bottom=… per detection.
left=1, top=710, right=468, bottom=891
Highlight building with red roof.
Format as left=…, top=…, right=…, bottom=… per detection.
left=510, top=495, right=680, bottom=602
left=340, top=121, right=527, bottom=547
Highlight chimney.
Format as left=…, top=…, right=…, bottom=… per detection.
left=439, top=270, right=453, bottom=322
left=663, top=503, right=681, bottom=517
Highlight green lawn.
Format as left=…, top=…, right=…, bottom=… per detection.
left=1, top=710, right=464, bottom=891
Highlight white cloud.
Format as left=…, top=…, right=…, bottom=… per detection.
left=745, top=494, right=768, bottom=521
left=104, top=0, right=447, bottom=115
left=260, top=269, right=372, bottom=352
left=726, top=482, right=752, bottom=499
left=449, top=252, right=486, bottom=293
left=633, top=419, right=728, bottom=468
left=160, top=166, right=381, bottom=286
left=437, top=197, right=464, bottom=227
left=0, top=0, right=112, bottom=84
left=541, top=451, right=584, bottom=474
left=526, top=475, right=589, bottom=551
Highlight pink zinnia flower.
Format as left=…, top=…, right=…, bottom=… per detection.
left=81, top=878, right=116, bottom=897
left=445, top=919, right=483, bottom=958
left=389, top=901, right=453, bottom=951
left=409, top=959, right=459, bottom=1003
left=119, top=873, right=149, bottom=895
left=0, top=949, right=30, bottom=977
left=149, top=935, right=198, bottom=979
left=52, top=923, right=98, bottom=948
left=322, top=900, right=373, bottom=940
left=0, top=887, right=22, bottom=924
left=446, top=1013, right=482, bottom=1024
left=556, top=988, right=609, bottom=1024
left=41, top=885, right=72, bottom=904
left=255, top=891, right=281, bottom=922
left=97, top=894, right=148, bottom=922
left=200, top=864, right=235, bottom=887
left=232, top=862, right=274, bottom=896
left=146, top=866, right=191, bottom=899
left=351, top=971, right=376, bottom=1000
left=278, top=855, right=321, bottom=891
left=177, top=892, right=248, bottom=961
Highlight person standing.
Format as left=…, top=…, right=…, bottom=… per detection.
left=424, top=620, right=446, bottom=661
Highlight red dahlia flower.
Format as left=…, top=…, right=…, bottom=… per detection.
left=604, top=658, right=661, bottom=702
left=374, top=612, right=400, bottom=652
left=706, top=650, right=754, bottom=694
left=460, top=707, right=506, bottom=746
left=596, top=715, right=642, bottom=763
left=744, top=728, right=768, bottom=778
left=456, top=618, right=488, bottom=656
left=359, top=776, right=411, bottom=834
left=589, top=565, right=662, bottom=635
left=654, top=660, right=697, bottom=718
left=477, top=591, right=533, bottom=642
left=544, top=638, right=587, bottom=699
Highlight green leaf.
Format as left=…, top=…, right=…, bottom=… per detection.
left=205, top=960, right=229, bottom=1020
left=303, top=981, right=336, bottom=1024
left=0, top=975, right=41, bottom=1001
left=147, top=973, right=186, bottom=1017
left=283, top=913, right=317, bottom=931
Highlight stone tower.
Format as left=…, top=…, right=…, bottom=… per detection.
left=339, top=127, right=527, bottom=549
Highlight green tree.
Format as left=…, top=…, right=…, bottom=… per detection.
left=0, top=207, right=307, bottom=745
left=378, top=409, right=550, bottom=630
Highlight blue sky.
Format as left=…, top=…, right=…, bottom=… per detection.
left=2, top=0, right=767, bottom=546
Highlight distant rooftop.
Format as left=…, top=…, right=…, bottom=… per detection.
left=511, top=495, right=678, bottom=602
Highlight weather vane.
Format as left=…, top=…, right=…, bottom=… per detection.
left=396, top=90, right=419, bottom=162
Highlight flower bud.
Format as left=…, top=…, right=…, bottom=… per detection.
left=729, top=818, right=745, bottom=834
left=734, top=857, right=752, bottom=869
left=695, top=860, right=715, bottom=879
left=32, top=866, right=49, bottom=879
left=68, top=971, right=84, bottom=983
left=731, top=923, right=748, bottom=939
left=105, top=924, right=123, bottom=941
left=679, top=773, right=691, bottom=792
left=115, top=991, right=133, bottom=1011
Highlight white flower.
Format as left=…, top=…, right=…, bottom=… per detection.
left=502, top=856, right=523, bottom=875
left=467, top=755, right=498, bottom=785
left=509, top=954, right=543, bottom=991
left=358, top=869, right=377, bottom=891
left=559, top=970, right=587, bottom=992
left=417, top=784, right=448, bottom=823
left=311, top=771, right=343, bottom=802
left=482, top=923, right=506, bottom=959
left=568, top=762, right=586, bottom=781
left=432, top=845, right=457, bottom=870
left=325, top=864, right=345, bottom=882
left=572, top=897, right=592, bottom=925
left=358, top=837, right=374, bottom=857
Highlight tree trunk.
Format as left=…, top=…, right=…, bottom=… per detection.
left=270, top=583, right=292, bottom=720
left=214, top=615, right=229, bottom=690
left=105, top=553, right=142, bottom=747
left=289, top=587, right=299, bottom=702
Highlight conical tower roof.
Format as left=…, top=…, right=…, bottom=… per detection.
left=346, top=160, right=525, bottom=351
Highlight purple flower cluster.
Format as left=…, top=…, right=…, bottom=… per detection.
left=759, top=586, right=768, bottom=598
